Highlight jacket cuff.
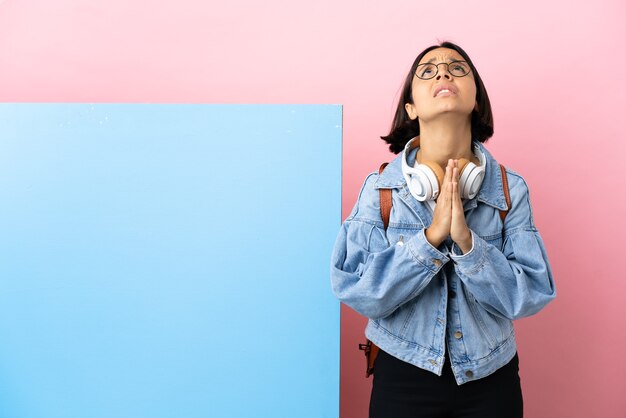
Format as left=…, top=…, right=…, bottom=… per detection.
left=450, top=230, right=484, bottom=274
left=406, top=229, right=450, bottom=273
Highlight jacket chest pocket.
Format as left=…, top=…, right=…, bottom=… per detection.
left=480, top=234, right=504, bottom=252
left=467, top=207, right=505, bottom=252
left=384, top=226, right=421, bottom=248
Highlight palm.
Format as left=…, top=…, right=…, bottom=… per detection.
left=427, top=159, right=471, bottom=249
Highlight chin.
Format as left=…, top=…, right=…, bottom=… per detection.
left=422, top=108, right=473, bottom=120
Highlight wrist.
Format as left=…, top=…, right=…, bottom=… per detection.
left=456, top=230, right=473, bottom=254
left=425, top=227, right=444, bottom=248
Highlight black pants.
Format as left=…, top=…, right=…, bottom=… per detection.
left=370, top=349, right=523, bottom=418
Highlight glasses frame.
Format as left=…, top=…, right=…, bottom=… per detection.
left=414, top=60, right=471, bottom=80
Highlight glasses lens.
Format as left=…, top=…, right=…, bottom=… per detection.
left=417, top=63, right=437, bottom=79
left=449, top=61, right=470, bottom=77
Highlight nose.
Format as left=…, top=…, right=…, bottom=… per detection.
left=436, top=64, right=452, bottom=80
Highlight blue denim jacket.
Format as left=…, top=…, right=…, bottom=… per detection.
left=330, top=141, right=556, bottom=385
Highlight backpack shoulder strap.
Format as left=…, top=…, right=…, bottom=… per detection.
left=378, top=163, right=392, bottom=230
left=499, top=164, right=511, bottom=222
left=359, top=162, right=392, bottom=378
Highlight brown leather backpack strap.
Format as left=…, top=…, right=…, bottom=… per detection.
left=358, top=163, right=392, bottom=378
left=499, top=164, right=511, bottom=223
left=379, top=163, right=392, bottom=230
left=358, top=340, right=380, bottom=378
left=367, top=342, right=379, bottom=377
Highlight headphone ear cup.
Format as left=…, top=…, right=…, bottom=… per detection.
left=407, top=168, right=436, bottom=201
left=456, top=158, right=470, bottom=197
left=404, top=162, right=441, bottom=201
left=421, top=161, right=444, bottom=200
left=456, top=158, right=470, bottom=176
left=458, top=159, right=485, bottom=199
left=407, top=174, right=428, bottom=201
left=422, top=161, right=445, bottom=187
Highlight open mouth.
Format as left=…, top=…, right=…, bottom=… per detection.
left=435, top=89, right=455, bottom=97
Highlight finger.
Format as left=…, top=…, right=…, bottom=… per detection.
left=445, top=165, right=453, bottom=206
left=448, top=167, right=455, bottom=207
left=453, top=174, right=464, bottom=210
left=444, top=159, right=453, bottom=181
left=452, top=166, right=459, bottom=199
left=452, top=181, right=459, bottom=207
left=451, top=180, right=456, bottom=209
left=439, top=165, right=449, bottom=204
left=451, top=172, right=457, bottom=206
left=452, top=180, right=462, bottom=214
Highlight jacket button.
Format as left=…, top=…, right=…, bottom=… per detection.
left=454, top=331, right=463, bottom=339
left=449, top=290, right=457, bottom=298
left=432, top=259, right=442, bottom=267
left=465, top=370, right=474, bottom=378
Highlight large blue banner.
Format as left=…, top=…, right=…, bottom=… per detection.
left=0, top=104, right=341, bottom=418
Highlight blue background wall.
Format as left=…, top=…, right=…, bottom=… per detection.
left=0, top=104, right=341, bottom=418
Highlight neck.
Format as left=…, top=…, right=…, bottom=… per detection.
left=416, top=115, right=479, bottom=168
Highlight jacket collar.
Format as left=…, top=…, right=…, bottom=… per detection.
left=373, top=140, right=509, bottom=211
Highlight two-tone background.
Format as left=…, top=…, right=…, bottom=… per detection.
left=1, top=1, right=625, bottom=417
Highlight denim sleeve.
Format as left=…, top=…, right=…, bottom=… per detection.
left=450, top=174, right=556, bottom=320
left=329, top=180, right=449, bottom=320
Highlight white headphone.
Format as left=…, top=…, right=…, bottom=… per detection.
left=401, top=137, right=486, bottom=202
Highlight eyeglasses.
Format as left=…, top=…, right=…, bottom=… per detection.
left=415, top=60, right=471, bottom=80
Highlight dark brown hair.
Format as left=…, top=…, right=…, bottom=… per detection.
left=381, top=41, right=494, bottom=154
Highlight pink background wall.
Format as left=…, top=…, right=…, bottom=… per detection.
left=1, top=1, right=624, bottom=417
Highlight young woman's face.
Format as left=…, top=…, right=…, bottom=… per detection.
left=404, top=47, right=477, bottom=123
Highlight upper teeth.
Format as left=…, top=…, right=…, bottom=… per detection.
left=437, top=89, right=451, bottom=95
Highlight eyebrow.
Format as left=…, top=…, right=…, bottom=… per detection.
left=424, top=57, right=460, bottom=64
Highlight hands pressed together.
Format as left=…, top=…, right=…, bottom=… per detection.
left=425, top=159, right=473, bottom=255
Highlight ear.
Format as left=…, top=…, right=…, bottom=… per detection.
left=405, top=103, right=418, bottom=120
left=474, top=101, right=479, bottom=112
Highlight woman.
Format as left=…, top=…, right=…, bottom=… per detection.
left=330, top=41, right=556, bottom=417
